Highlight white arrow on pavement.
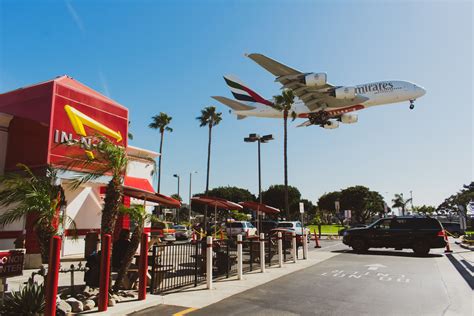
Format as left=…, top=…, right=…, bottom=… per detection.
left=365, top=263, right=387, bottom=271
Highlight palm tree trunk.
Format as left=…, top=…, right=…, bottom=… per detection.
left=113, top=224, right=143, bottom=291
left=157, top=131, right=164, bottom=193
left=283, top=111, right=289, bottom=220
left=102, top=177, right=123, bottom=235
left=204, top=125, right=212, bottom=231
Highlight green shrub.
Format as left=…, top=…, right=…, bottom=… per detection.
left=0, top=281, right=45, bottom=315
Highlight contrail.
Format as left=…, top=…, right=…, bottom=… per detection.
left=65, top=0, right=85, bottom=34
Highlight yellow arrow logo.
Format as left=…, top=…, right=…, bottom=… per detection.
left=64, top=105, right=123, bottom=159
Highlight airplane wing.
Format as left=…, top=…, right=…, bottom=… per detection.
left=246, top=53, right=367, bottom=111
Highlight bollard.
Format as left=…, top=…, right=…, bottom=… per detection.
left=206, top=236, right=213, bottom=289
left=237, top=234, right=243, bottom=280
left=291, top=232, right=297, bottom=263
left=259, top=233, right=266, bottom=273
left=303, top=232, right=308, bottom=259
left=277, top=232, right=283, bottom=268
left=314, top=229, right=321, bottom=248
left=138, top=232, right=149, bottom=300
left=98, top=234, right=111, bottom=312
left=443, top=230, right=453, bottom=253
left=45, top=236, right=62, bottom=316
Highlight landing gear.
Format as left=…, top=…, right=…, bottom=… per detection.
left=308, top=111, right=331, bottom=126
left=409, top=100, right=415, bottom=110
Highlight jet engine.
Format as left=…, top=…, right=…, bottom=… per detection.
left=331, top=86, right=356, bottom=100
left=323, top=121, right=339, bottom=129
left=340, top=113, right=358, bottom=124
left=303, top=73, right=327, bottom=87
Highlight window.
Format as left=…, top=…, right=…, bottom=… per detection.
left=375, top=219, right=392, bottom=230
left=296, top=223, right=302, bottom=228
left=277, top=223, right=293, bottom=228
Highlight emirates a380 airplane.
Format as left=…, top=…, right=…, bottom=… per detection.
left=212, top=53, right=426, bottom=128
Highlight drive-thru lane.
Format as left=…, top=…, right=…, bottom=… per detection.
left=188, top=243, right=472, bottom=316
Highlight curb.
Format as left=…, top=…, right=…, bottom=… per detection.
left=458, top=243, right=474, bottom=251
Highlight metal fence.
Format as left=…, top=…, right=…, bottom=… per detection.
left=148, top=235, right=296, bottom=294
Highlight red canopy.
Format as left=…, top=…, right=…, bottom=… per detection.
left=191, top=196, right=243, bottom=210
left=239, top=201, right=280, bottom=214
left=123, top=176, right=181, bottom=208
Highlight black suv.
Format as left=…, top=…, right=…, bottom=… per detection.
left=342, top=216, right=446, bottom=256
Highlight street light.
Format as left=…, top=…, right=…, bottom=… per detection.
left=244, top=133, right=273, bottom=232
left=189, top=171, right=198, bottom=222
left=173, top=174, right=180, bottom=223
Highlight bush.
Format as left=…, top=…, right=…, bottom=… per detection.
left=0, top=281, right=45, bottom=315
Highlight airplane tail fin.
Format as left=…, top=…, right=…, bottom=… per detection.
left=211, top=96, right=256, bottom=111
left=223, top=75, right=273, bottom=107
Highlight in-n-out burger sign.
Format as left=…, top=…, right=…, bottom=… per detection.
left=0, top=250, right=25, bottom=278
left=53, top=105, right=124, bottom=159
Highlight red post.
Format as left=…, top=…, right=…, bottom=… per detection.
left=98, top=234, right=111, bottom=311
left=138, top=232, right=149, bottom=300
left=45, top=236, right=62, bottom=316
left=314, top=229, right=321, bottom=248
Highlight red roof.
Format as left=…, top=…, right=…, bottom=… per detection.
left=123, top=176, right=181, bottom=208
left=124, top=176, right=155, bottom=193
left=239, top=201, right=280, bottom=214
left=191, top=196, right=243, bottom=210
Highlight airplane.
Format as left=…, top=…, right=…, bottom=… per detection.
left=212, top=53, right=426, bottom=128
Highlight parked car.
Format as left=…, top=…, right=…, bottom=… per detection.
left=150, top=221, right=176, bottom=242
left=441, top=222, right=464, bottom=237
left=342, top=216, right=446, bottom=256
left=173, top=225, right=191, bottom=240
left=276, top=221, right=310, bottom=237
left=269, top=228, right=305, bottom=246
left=226, top=221, right=257, bottom=238
left=251, top=220, right=278, bottom=235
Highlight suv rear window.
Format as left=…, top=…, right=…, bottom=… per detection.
left=277, top=223, right=293, bottom=228
left=227, top=222, right=243, bottom=228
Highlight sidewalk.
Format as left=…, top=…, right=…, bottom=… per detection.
left=89, top=242, right=343, bottom=315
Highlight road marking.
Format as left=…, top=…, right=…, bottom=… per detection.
left=320, top=269, right=410, bottom=283
left=173, top=307, right=198, bottom=316
left=365, top=263, right=387, bottom=271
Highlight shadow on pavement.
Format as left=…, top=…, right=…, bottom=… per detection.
left=331, top=249, right=443, bottom=258
left=445, top=254, right=474, bottom=290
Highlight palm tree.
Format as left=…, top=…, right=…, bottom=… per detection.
left=71, top=136, right=128, bottom=235
left=113, top=205, right=158, bottom=291
left=272, top=90, right=296, bottom=219
left=392, top=193, right=412, bottom=216
left=0, top=164, right=75, bottom=263
left=196, top=106, right=222, bottom=229
left=149, top=113, right=173, bottom=193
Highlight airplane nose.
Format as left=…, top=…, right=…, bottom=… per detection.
left=416, top=85, right=426, bottom=97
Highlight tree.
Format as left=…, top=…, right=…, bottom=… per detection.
left=438, top=182, right=474, bottom=217
left=200, top=186, right=256, bottom=203
left=0, top=164, right=74, bottom=263
left=318, top=191, right=343, bottom=225
left=412, top=205, right=436, bottom=214
left=71, top=136, right=128, bottom=236
left=300, top=198, right=318, bottom=223
left=196, top=106, right=222, bottom=229
left=272, top=90, right=296, bottom=219
left=340, top=186, right=384, bottom=224
left=149, top=112, right=173, bottom=193
left=261, top=184, right=301, bottom=220
left=392, top=193, right=412, bottom=216
left=170, top=194, right=183, bottom=202
left=113, top=205, right=158, bottom=291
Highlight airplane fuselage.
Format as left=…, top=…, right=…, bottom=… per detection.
left=233, top=80, right=426, bottom=118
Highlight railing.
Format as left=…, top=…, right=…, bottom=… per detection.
left=149, top=241, right=205, bottom=294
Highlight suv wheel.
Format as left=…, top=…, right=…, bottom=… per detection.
left=412, top=241, right=430, bottom=256
left=352, top=238, right=368, bottom=253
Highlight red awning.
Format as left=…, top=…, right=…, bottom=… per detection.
left=239, top=201, right=280, bottom=214
left=191, top=196, right=243, bottom=210
left=123, top=176, right=181, bottom=208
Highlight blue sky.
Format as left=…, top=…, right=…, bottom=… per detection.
left=1, top=0, right=472, bottom=208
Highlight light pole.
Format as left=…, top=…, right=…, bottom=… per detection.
left=244, top=133, right=273, bottom=232
left=173, top=174, right=180, bottom=222
left=189, top=171, right=197, bottom=222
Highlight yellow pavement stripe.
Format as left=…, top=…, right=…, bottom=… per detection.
left=173, top=307, right=198, bottom=316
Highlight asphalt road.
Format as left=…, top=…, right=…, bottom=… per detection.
left=187, top=243, right=472, bottom=316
